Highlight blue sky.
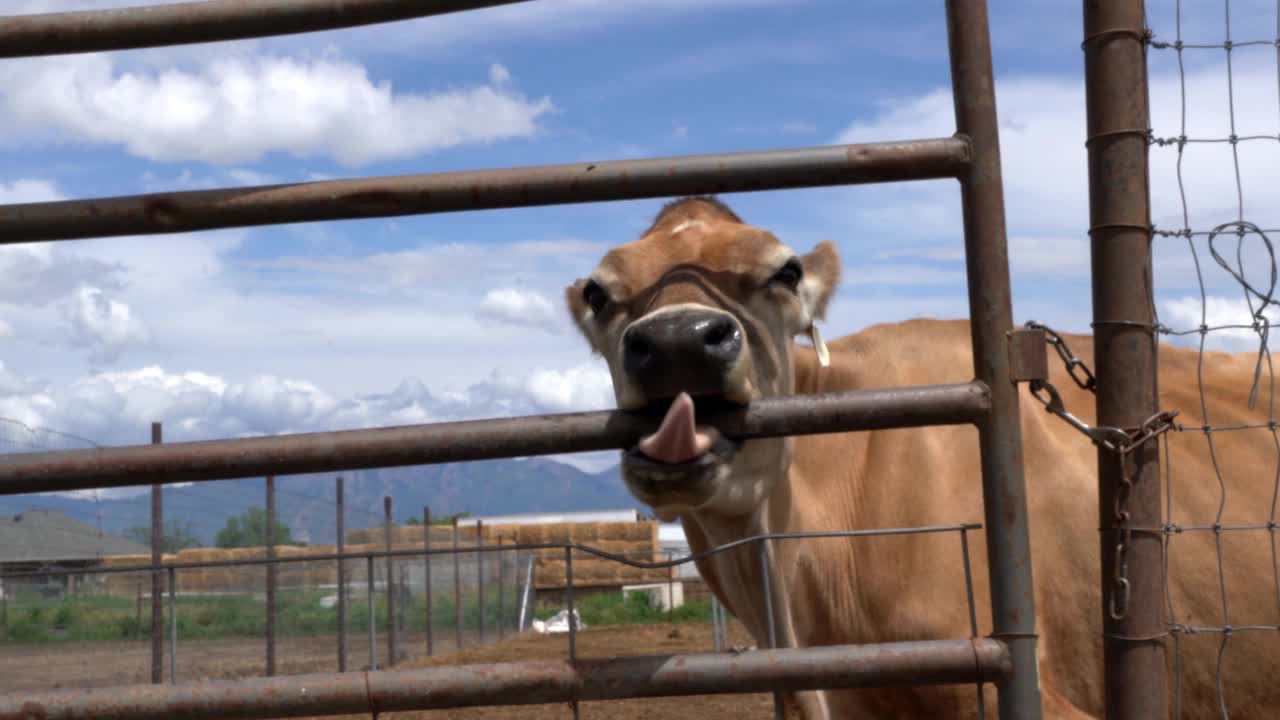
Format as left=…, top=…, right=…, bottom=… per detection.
left=1, top=0, right=1277, bottom=472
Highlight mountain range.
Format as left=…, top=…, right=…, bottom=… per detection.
left=0, top=458, right=639, bottom=548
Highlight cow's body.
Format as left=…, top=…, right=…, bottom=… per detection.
left=565, top=197, right=1278, bottom=718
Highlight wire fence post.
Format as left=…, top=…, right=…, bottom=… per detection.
left=383, top=495, right=397, bottom=667
left=666, top=550, right=674, bottom=624
left=423, top=505, right=433, bottom=657
left=453, top=515, right=462, bottom=651
left=758, top=539, right=783, bottom=720
left=149, top=421, right=163, bottom=685
left=496, top=534, right=505, bottom=641
left=265, top=475, right=276, bottom=677
left=477, top=519, right=485, bottom=644
left=335, top=476, right=347, bottom=673
left=1082, top=1, right=1169, bottom=717
left=167, top=566, right=177, bottom=684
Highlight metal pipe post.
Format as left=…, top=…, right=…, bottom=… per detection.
left=564, top=547, right=576, bottom=661
left=167, top=567, right=177, bottom=684
left=335, top=477, right=347, bottom=673
left=945, top=1, right=1043, bottom=717
left=477, top=520, right=485, bottom=643
left=453, top=516, right=462, bottom=650
left=366, top=556, right=376, bottom=671
left=667, top=550, right=675, bottom=624
left=1082, top=2, right=1169, bottom=717
left=383, top=496, right=396, bottom=667
left=149, top=422, right=163, bottom=685
left=265, top=475, right=276, bottom=677
left=423, top=506, right=433, bottom=657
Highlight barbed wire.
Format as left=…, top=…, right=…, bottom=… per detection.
left=1141, top=1, right=1280, bottom=717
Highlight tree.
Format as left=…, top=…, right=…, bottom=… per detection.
left=215, top=507, right=298, bottom=548
left=125, top=521, right=201, bottom=553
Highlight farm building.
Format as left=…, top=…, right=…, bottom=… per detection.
left=0, top=509, right=149, bottom=597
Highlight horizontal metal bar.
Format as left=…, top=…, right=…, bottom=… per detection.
left=0, top=382, right=989, bottom=495
left=0, top=640, right=1011, bottom=719
left=0, top=0, right=532, bottom=59
left=0, top=524, right=983, bottom=581
left=0, top=138, right=970, bottom=243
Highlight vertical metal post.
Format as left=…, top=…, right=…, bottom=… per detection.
left=423, top=506, right=433, bottom=657
left=564, top=547, right=576, bottom=659
left=477, top=520, right=485, bottom=644
left=149, top=422, right=163, bottom=685
left=383, top=496, right=396, bottom=667
left=496, top=534, right=505, bottom=641
left=366, top=555, right=376, bottom=671
left=265, top=475, right=276, bottom=677
left=945, top=2, right=1043, bottom=717
left=667, top=550, right=674, bottom=624
left=167, top=566, right=177, bottom=685
left=453, top=515, right=462, bottom=650
left=758, top=539, right=783, bottom=720
left=134, top=582, right=142, bottom=640
left=336, top=477, right=347, bottom=673
left=1082, top=2, right=1168, bottom=718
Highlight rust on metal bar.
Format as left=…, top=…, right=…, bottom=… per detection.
left=0, top=383, right=989, bottom=496
left=0, top=139, right=970, bottom=243
left=1082, top=1, right=1169, bottom=718
left=1007, top=328, right=1049, bottom=383
left=0, top=640, right=1011, bottom=720
left=0, top=0, right=532, bottom=59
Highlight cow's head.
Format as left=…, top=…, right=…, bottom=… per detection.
left=565, top=196, right=840, bottom=520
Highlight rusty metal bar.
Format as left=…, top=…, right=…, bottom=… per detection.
left=0, top=382, right=989, bottom=496
left=0, top=0, right=532, bottom=58
left=944, top=1, right=1043, bottom=718
left=366, top=555, right=376, bottom=671
left=335, top=476, right=347, bottom=673
left=167, top=566, right=177, bottom=685
left=265, top=475, right=277, bottom=677
left=0, top=139, right=970, bottom=243
left=1082, top=1, right=1169, bottom=718
left=0, top=639, right=1011, bottom=720
left=149, top=422, right=163, bottom=685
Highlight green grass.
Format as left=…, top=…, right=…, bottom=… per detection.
left=1, top=586, right=715, bottom=645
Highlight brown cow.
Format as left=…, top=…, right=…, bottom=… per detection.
left=564, top=195, right=1278, bottom=718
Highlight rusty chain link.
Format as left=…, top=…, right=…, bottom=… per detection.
left=1020, top=321, right=1179, bottom=621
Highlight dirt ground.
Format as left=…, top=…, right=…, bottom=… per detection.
left=2, top=622, right=800, bottom=719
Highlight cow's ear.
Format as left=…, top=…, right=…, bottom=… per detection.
left=798, top=240, right=840, bottom=324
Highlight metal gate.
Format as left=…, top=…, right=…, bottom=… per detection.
left=0, top=1, right=1043, bottom=718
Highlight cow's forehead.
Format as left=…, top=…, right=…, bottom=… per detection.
left=595, top=223, right=788, bottom=295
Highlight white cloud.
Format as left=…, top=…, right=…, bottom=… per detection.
left=476, top=287, right=562, bottom=333
left=0, top=52, right=554, bottom=167
left=0, top=358, right=616, bottom=451
left=61, top=286, right=150, bottom=364
left=1161, top=295, right=1278, bottom=350
left=0, top=178, right=63, bottom=204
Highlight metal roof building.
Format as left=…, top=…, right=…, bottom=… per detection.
left=0, top=509, right=148, bottom=565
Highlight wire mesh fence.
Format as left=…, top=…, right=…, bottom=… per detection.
left=1142, top=1, right=1280, bottom=716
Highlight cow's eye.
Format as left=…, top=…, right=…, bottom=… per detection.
left=767, top=259, right=803, bottom=290
left=582, top=280, right=610, bottom=314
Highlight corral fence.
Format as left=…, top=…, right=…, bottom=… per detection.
left=0, top=0, right=1216, bottom=718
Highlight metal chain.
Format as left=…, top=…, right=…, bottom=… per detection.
left=1020, top=322, right=1179, bottom=621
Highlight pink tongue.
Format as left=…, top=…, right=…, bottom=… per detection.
left=638, top=392, right=713, bottom=464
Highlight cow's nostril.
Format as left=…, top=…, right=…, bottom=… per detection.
left=626, top=335, right=651, bottom=360
left=703, top=319, right=732, bottom=348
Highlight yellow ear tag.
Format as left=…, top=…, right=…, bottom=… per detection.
left=809, top=323, right=830, bottom=368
